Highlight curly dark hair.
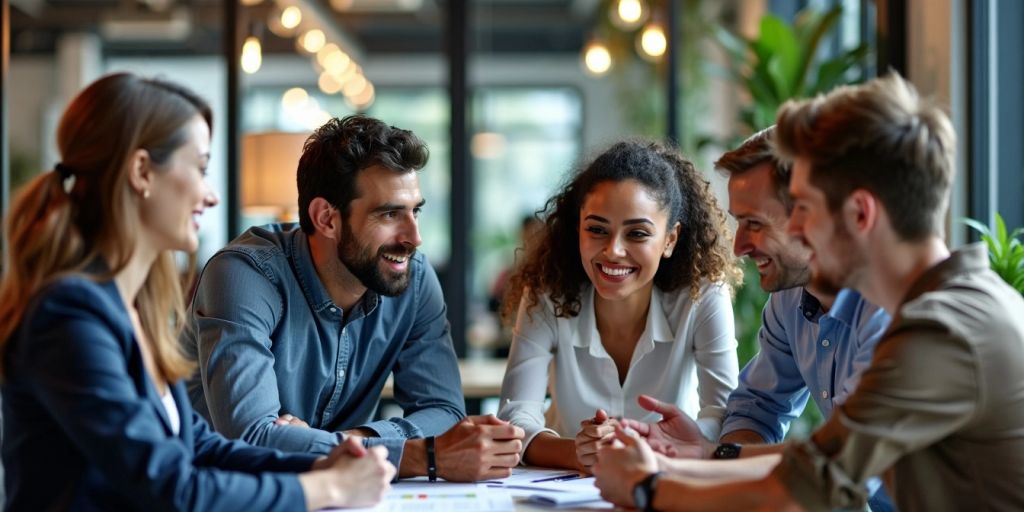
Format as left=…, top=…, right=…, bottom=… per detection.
left=502, top=140, right=740, bottom=321
left=297, top=114, right=429, bottom=233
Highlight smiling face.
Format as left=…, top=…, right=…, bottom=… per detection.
left=143, top=115, right=219, bottom=254
left=787, top=158, right=857, bottom=295
left=727, top=161, right=810, bottom=292
left=578, top=179, right=679, bottom=304
left=336, top=164, right=424, bottom=296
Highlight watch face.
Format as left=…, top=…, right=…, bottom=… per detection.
left=713, top=443, right=742, bottom=459
left=633, top=480, right=649, bottom=510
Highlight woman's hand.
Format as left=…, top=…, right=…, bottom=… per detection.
left=301, top=437, right=396, bottom=510
left=574, top=409, right=620, bottom=473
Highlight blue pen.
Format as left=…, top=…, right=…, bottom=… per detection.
left=530, top=473, right=584, bottom=483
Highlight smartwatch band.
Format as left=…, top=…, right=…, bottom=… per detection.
left=425, top=436, right=438, bottom=482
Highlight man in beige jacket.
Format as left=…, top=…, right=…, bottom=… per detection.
left=593, top=72, right=1024, bottom=512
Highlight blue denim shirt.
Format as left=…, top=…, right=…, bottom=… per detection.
left=721, top=287, right=890, bottom=442
left=184, top=223, right=465, bottom=468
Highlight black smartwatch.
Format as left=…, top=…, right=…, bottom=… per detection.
left=711, top=442, right=742, bottom=459
left=632, top=471, right=662, bottom=512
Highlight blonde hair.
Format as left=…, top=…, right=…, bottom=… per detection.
left=0, top=73, right=211, bottom=382
left=774, top=72, right=956, bottom=240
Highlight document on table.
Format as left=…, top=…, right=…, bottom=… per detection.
left=324, top=481, right=514, bottom=512
left=323, top=469, right=613, bottom=511
left=485, top=468, right=612, bottom=509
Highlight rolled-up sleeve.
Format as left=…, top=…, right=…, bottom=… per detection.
left=190, top=251, right=341, bottom=455
left=721, top=294, right=810, bottom=443
left=773, top=327, right=977, bottom=510
left=691, top=283, right=739, bottom=441
left=361, top=262, right=465, bottom=467
left=498, top=294, right=559, bottom=458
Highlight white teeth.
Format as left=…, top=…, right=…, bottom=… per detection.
left=755, top=258, right=770, bottom=267
left=599, top=264, right=634, bottom=276
left=383, top=254, right=407, bottom=264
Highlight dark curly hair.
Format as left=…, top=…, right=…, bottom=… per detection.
left=503, top=140, right=740, bottom=321
left=297, top=114, right=429, bottom=233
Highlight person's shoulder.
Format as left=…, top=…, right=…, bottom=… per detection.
left=658, top=279, right=730, bottom=310
left=30, top=274, right=120, bottom=318
left=13, top=275, right=125, bottom=352
left=218, top=223, right=296, bottom=258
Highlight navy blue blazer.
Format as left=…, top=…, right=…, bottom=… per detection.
left=2, top=275, right=319, bottom=511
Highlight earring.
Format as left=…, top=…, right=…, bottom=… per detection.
left=143, top=189, right=150, bottom=199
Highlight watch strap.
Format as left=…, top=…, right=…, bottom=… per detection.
left=425, top=436, right=438, bottom=482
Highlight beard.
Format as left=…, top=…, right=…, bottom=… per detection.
left=807, top=221, right=857, bottom=296
left=336, top=223, right=415, bottom=297
left=759, top=246, right=812, bottom=293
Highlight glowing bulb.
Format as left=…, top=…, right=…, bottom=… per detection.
left=280, top=6, right=302, bottom=30
left=342, top=73, right=368, bottom=97
left=318, top=71, right=343, bottom=94
left=281, top=87, right=309, bottom=111
left=316, top=43, right=340, bottom=66
left=611, top=0, right=646, bottom=29
left=583, top=42, right=612, bottom=75
left=301, top=29, right=326, bottom=53
left=323, top=49, right=351, bottom=75
left=618, top=0, right=643, bottom=24
left=240, top=36, right=262, bottom=74
left=638, top=23, right=667, bottom=60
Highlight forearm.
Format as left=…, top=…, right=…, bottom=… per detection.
left=720, top=430, right=799, bottom=458
left=660, top=454, right=783, bottom=484
left=719, top=429, right=766, bottom=445
left=523, top=433, right=578, bottom=470
left=398, top=438, right=426, bottom=478
left=651, top=472, right=797, bottom=512
left=239, top=419, right=340, bottom=455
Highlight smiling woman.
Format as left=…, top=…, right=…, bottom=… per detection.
left=498, top=139, right=742, bottom=472
left=0, top=73, right=395, bottom=511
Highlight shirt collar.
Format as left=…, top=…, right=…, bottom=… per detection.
left=286, top=226, right=382, bottom=318
left=798, top=287, right=864, bottom=326
left=900, top=242, right=988, bottom=306
left=798, top=288, right=824, bottom=322
left=289, top=227, right=337, bottom=314
left=573, top=286, right=674, bottom=359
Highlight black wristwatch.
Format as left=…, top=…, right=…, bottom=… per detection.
left=632, top=471, right=662, bottom=512
left=711, top=442, right=742, bottom=459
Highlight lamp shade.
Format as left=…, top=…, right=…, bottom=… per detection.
left=241, top=131, right=309, bottom=216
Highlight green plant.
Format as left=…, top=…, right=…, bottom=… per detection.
left=964, top=214, right=1024, bottom=294
left=716, top=5, right=871, bottom=133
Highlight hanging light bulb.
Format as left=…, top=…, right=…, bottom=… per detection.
left=318, top=71, right=343, bottom=95
left=280, top=6, right=302, bottom=30
left=582, top=40, right=612, bottom=76
left=637, top=22, right=667, bottom=61
left=611, top=0, right=646, bottom=30
left=281, top=87, right=310, bottom=112
left=300, top=29, right=326, bottom=53
left=240, top=36, right=262, bottom=74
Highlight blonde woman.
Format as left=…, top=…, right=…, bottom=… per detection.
left=0, top=73, right=393, bottom=511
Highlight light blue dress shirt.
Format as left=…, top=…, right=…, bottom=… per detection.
left=184, top=224, right=465, bottom=469
left=721, top=287, right=890, bottom=442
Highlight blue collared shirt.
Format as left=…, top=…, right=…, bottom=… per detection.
left=721, top=287, right=890, bottom=442
left=184, top=223, right=465, bottom=468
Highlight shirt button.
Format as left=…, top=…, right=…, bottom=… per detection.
left=330, top=307, right=338, bottom=313
left=822, top=339, right=830, bottom=347
left=339, top=369, right=346, bottom=379
left=821, top=390, right=829, bottom=399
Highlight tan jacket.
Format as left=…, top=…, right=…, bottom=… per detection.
left=775, top=244, right=1024, bottom=512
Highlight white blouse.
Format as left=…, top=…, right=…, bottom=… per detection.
left=161, top=389, right=181, bottom=436
left=498, top=282, right=738, bottom=458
